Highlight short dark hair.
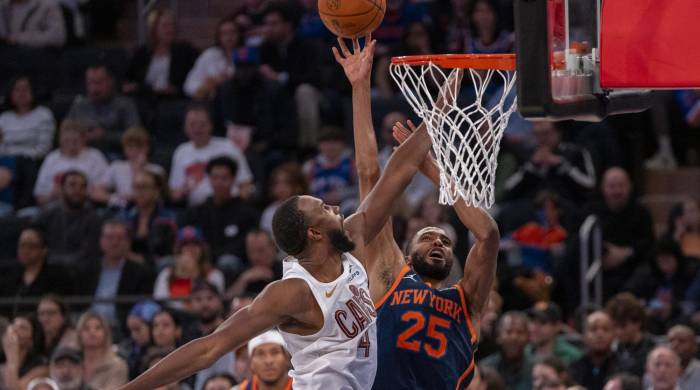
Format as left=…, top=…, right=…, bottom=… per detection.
left=605, top=292, right=645, bottom=326
left=185, top=102, right=212, bottom=119
left=102, top=218, right=133, bottom=240
left=60, top=170, right=87, bottom=187
left=20, top=226, right=47, bottom=248
left=206, top=156, right=238, bottom=177
left=608, top=373, right=642, bottom=390
left=5, top=76, right=37, bottom=111
left=272, top=196, right=307, bottom=256
left=264, top=3, right=299, bottom=27
left=86, top=63, right=114, bottom=78
left=203, top=373, right=237, bottom=389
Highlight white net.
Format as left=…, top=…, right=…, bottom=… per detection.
left=390, top=61, right=517, bottom=208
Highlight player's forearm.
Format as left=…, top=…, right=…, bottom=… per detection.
left=352, top=82, right=381, bottom=195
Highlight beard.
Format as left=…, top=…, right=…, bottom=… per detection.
left=410, top=252, right=452, bottom=281
left=329, top=229, right=355, bottom=253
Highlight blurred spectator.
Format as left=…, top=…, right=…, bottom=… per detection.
left=120, top=169, right=177, bottom=264
left=526, top=302, right=582, bottom=364
left=664, top=199, right=700, bottom=260
left=85, top=220, right=154, bottom=325
left=226, top=230, right=282, bottom=298
left=34, top=170, right=102, bottom=268
left=413, top=192, right=457, bottom=245
left=27, top=377, right=59, bottom=390
left=139, top=347, right=191, bottom=390
left=65, top=64, right=141, bottom=157
left=372, top=0, right=431, bottom=47
left=587, top=167, right=655, bottom=300
left=260, top=162, right=307, bottom=233
left=92, top=127, right=165, bottom=208
left=296, top=0, right=332, bottom=40
left=462, top=0, right=513, bottom=54
left=154, top=226, right=225, bottom=310
left=645, top=346, right=682, bottom=390
left=119, top=301, right=160, bottom=380
left=503, top=121, right=595, bottom=204
left=232, top=345, right=250, bottom=384
left=231, top=0, right=269, bottom=46
left=180, top=156, right=259, bottom=271
left=169, top=105, right=253, bottom=206
left=203, top=373, right=237, bottom=390
left=0, top=228, right=72, bottom=316
left=33, top=121, right=108, bottom=206
left=0, top=315, right=48, bottom=390
left=303, top=126, right=356, bottom=208
left=49, top=347, right=92, bottom=390
left=151, top=309, right=182, bottom=351
left=624, top=241, right=697, bottom=334
left=481, top=311, right=533, bottom=390
left=233, top=330, right=291, bottom=390
left=604, top=293, right=657, bottom=376
left=603, top=373, right=642, bottom=390
left=474, top=365, right=507, bottom=390
left=37, top=295, right=79, bottom=358
left=532, top=355, right=571, bottom=389
left=184, top=17, right=240, bottom=100
left=124, top=10, right=198, bottom=98
left=0, top=76, right=55, bottom=159
left=667, top=325, right=700, bottom=390
left=570, top=311, right=622, bottom=390
left=446, top=0, right=473, bottom=53
left=475, top=290, right=503, bottom=360
left=76, top=312, right=127, bottom=389
left=0, top=0, right=66, bottom=48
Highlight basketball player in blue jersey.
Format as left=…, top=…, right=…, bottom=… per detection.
left=334, top=36, right=499, bottom=389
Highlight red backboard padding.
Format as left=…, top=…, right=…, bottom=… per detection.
left=600, top=0, right=700, bottom=88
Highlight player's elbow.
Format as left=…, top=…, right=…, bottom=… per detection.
left=480, top=221, right=500, bottom=246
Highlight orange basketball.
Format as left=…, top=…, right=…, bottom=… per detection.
left=318, top=0, right=386, bottom=38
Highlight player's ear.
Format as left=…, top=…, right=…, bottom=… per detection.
left=307, top=227, right=323, bottom=242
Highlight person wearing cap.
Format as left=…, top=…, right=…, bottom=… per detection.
left=49, top=348, right=93, bottom=390
left=233, top=331, right=291, bottom=390
left=526, top=301, right=582, bottom=364
left=119, top=301, right=161, bottom=379
left=26, top=377, right=60, bottom=390
left=153, top=226, right=225, bottom=310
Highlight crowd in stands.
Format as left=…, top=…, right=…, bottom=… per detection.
left=0, top=0, right=699, bottom=389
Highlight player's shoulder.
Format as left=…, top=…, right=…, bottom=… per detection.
left=256, top=278, right=314, bottom=312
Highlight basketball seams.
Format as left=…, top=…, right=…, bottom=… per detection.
left=319, top=0, right=385, bottom=38
left=319, top=7, right=376, bottom=18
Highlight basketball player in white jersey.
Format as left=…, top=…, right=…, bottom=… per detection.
left=119, top=37, right=437, bottom=390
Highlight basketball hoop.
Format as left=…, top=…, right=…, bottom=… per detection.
left=390, top=53, right=517, bottom=208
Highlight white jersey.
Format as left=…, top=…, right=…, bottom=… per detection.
left=279, top=253, right=377, bottom=390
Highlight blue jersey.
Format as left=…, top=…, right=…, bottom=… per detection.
left=372, top=266, right=477, bottom=390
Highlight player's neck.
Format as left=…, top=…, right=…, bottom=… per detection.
left=298, top=248, right=344, bottom=283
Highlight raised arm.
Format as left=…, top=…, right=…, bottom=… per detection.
left=118, top=279, right=309, bottom=390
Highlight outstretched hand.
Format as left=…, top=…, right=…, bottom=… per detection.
left=393, top=120, right=437, bottom=175
left=333, top=35, right=377, bottom=86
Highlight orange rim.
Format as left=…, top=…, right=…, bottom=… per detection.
left=391, top=53, right=516, bottom=71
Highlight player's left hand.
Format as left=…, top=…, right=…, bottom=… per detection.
left=333, top=35, right=376, bottom=87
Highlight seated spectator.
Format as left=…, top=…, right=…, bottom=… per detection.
left=154, top=226, right=225, bottom=310
left=605, top=293, right=657, bottom=376
left=65, top=64, right=141, bottom=157
left=526, top=301, right=582, bottom=364
left=76, top=311, right=127, bottom=389
left=151, top=309, right=182, bottom=352
left=462, top=0, right=513, bottom=54
left=664, top=198, right=700, bottom=260
left=260, top=162, right=307, bottom=233
left=0, top=228, right=72, bottom=316
left=0, top=0, right=66, bottom=48
left=49, top=347, right=93, bottom=390
left=34, top=170, right=102, bottom=268
left=120, top=301, right=160, bottom=380
left=93, top=127, right=165, bottom=208
left=481, top=311, right=533, bottom=390
left=184, top=17, right=240, bottom=100
left=179, top=157, right=259, bottom=272
left=124, top=10, right=198, bottom=98
left=570, top=311, right=622, bottom=390
left=603, top=373, right=642, bottom=390
left=233, top=330, right=291, bottom=390
left=37, top=295, right=79, bottom=357
left=139, top=347, right=190, bottom=390
left=624, top=241, right=697, bottom=333
left=0, top=76, right=55, bottom=159
left=203, top=373, right=237, bottom=390
left=226, top=230, right=282, bottom=298
left=303, top=126, right=356, bottom=208
left=532, top=355, right=572, bottom=389
left=667, top=325, right=700, bottom=390
left=85, top=220, right=154, bottom=325
left=231, top=0, right=268, bottom=46
left=0, top=315, right=48, bottom=390
left=33, top=121, right=108, bottom=206
left=504, top=121, right=595, bottom=204
left=645, top=346, right=682, bottom=390
left=475, top=290, right=503, bottom=360
left=169, top=104, right=253, bottom=206
left=120, top=169, right=177, bottom=264
left=586, top=167, right=655, bottom=300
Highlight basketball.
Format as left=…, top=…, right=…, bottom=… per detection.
left=318, top=0, right=386, bottom=38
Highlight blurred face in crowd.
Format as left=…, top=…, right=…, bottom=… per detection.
left=18, top=229, right=47, bottom=267
left=11, top=77, right=33, bottom=112
left=613, top=319, right=642, bottom=346
left=191, top=289, right=223, bottom=325
left=271, top=171, right=294, bottom=202
left=61, top=173, right=88, bottom=209
left=250, top=343, right=290, bottom=386
left=532, top=363, right=560, bottom=390
left=603, top=378, right=623, bottom=390
left=529, top=319, right=558, bottom=348
left=204, top=376, right=236, bottom=390
left=471, top=0, right=497, bottom=35
left=646, top=347, right=681, bottom=390
left=123, top=142, right=148, bottom=164
left=126, top=316, right=151, bottom=347
left=86, top=67, right=114, bottom=102
left=13, top=317, right=34, bottom=351
left=264, top=12, right=291, bottom=43
left=408, top=227, right=454, bottom=282
left=209, top=165, right=235, bottom=202
left=497, top=314, right=529, bottom=360
left=185, top=109, right=213, bottom=147
left=602, top=168, right=632, bottom=211
left=50, top=358, right=83, bottom=390
left=59, top=128, right=85, bottom=157
left=38, top=299, right=65, bottom=338
left=419, top=196, right=445, bottom=225
left=584, top=311, right=615, bottom=354
left=133, top=171, right=160, bottom=207
left=100, top=223, right=131, bottom=262
left=533, top=122, right=560, bottom=151
left=155, top=12, right=176, bottom=46
left=79, top=317, right=107, bottom=350
left=318, top=139, right=345, bottom=162
left=246, top=232, right=277, bottom=268
left=667, top=325, right=697, bottom=367
left=656, top=252, right=679, bottom=277
left=405, top=23, right=430, bottom=52
left=152, top=312, right=181, bottom=349
left=218, top=21, right=240, bottom=51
